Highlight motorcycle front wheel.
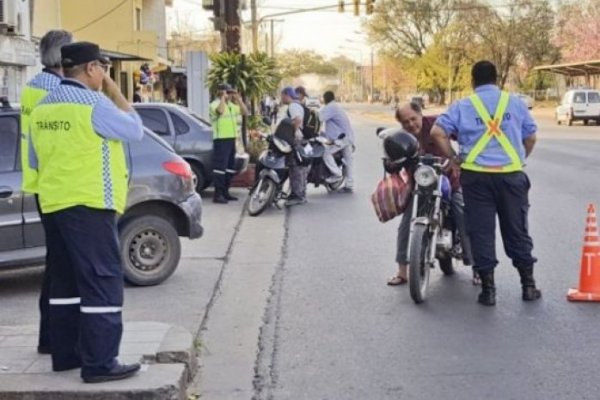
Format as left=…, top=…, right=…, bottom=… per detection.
left=247, top=177, right=277, bottom=216
left=409, top=224, right=432, bottom=304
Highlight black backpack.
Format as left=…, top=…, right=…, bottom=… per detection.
left=288, top=103, right=321, bottom=139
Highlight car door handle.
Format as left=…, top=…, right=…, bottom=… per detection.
left=0, top=186, right=13, bottom=199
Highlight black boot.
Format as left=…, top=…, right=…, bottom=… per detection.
left=477, top=269, right=496, bottom=306
left=518, top=266, right=542, bottom=301
left=213, top=193, right=228, bottom=204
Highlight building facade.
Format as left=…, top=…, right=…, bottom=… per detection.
left=0, top=0, right=37, bottom=103
left=32, top=0, right=172, bottom=101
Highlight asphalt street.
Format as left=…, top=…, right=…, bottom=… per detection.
left=258, top=104, right=600, bottom=400
left=3, top=103, right=600, bottom=399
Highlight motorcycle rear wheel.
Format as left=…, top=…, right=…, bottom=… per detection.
left=247, top=178, right=276, bottom=216
left=409, top=224, right=432, bottom=304
left=439, top=256, right=455, bottom=275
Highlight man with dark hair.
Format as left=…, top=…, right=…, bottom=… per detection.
left=431, top=60, right=540, bottom=306
left=387, top=102, right=473, bottom=286
left=21, top=29, right=73, bottom=355
left=319, top=90, right=354, bottom=192
left=30, top=41, right=144, bottom=382
left=281, top=86, right=307, bottom=206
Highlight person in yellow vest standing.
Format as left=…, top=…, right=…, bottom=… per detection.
left=431, top=61, right=541, bottom=307
left=210, top=83, right=248, bottom=204
left=21, top=29, right=73, bottom=355
left=29, top=42, right=144, bottom=382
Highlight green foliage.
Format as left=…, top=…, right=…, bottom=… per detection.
left=206, top=52, right=281, bottom=103
left=276, top=49, right=339, bottom=79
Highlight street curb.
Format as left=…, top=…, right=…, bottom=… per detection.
left=0, top=322, right=196, bottom=400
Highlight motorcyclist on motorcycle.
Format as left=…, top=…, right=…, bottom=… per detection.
left=386, top=102, right=476, bottom=286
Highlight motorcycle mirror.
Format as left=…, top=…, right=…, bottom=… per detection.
left=376, top=127, right=386, bottom=136
left=262, top=116, right=272, bottom=126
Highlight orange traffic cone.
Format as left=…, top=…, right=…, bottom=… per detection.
left=568, top=204, right=600, bottom=301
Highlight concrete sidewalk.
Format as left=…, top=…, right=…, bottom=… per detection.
left=0, top=322, right=196, bottom=399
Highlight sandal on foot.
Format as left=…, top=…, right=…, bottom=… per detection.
left=387, top=275, right=408, bottom=286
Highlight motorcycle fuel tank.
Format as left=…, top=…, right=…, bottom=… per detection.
left=259, top=150, right=286, bottom=169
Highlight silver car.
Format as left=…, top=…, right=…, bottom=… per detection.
left=0, top=105, right=203, bottom=286
left=133, top=103, right=249, bottom=192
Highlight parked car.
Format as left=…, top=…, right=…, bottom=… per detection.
left=516, top=93, right=534, bottom=110
left=133, top=103, right=249, bottom=192
left=0, top=103, right=203, bottom=286
left=556, top=89, right=600, bottom=126
left=306, top=97, right=321, bottom=109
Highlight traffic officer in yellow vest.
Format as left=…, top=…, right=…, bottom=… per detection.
left=20, top=29, right=73, bottom=355
left=29, top=42, right=144, bottom=382
left=431, top=60, right=541, bottom=307
left=209, top=83, right=248, bottom=204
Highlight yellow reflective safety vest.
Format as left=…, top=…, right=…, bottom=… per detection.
left=20, top=71, right=62, bottom=193
left=461, top=91, right=523, bottom=173
left=30, top=83, right=128, bottom=214
left=209, top=99, right=241, bottom=139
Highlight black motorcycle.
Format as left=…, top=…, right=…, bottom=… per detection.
left=246, top=139, right=293, bottom=217
left=306, top=135, right=347, bottom=192
left=408, top=154, right=463, bottom=303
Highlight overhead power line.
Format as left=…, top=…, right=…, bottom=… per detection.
left=73, top=0, right=128, bottom=33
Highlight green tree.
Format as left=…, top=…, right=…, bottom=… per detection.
left=276, top=49, right=339, bottom=79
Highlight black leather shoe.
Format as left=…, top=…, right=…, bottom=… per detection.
left=83, top=363, right=141, bottom=384
left=477, top=269, right=496, bottom=306
left=213, top=195, right=228, bottom=204
left=224, top=193, right=239, bottom=201
left=518, top=266, right=542, bottom=301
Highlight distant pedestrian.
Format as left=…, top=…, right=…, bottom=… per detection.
left=209, top=83, right=249, bottom=204
left=280, top=86, right=306, bottom=206
left=133, top=86, right=142, bottom=103
left=431, top=60, right=541, bottom=306
left=20, top=29, right=73, bottom=356
left=29, top=41, right=144, bottom=382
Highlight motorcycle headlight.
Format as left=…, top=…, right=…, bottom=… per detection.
left=414, top=165, right=437, bottom=187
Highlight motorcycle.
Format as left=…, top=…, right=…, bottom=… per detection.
left=407, top=154, right=463, bottom=304
left=246, top=129, right=294, bottom=217
left=305, top=134, right=347, bottom=192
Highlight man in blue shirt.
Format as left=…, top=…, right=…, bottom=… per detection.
left=319, top=91, right=354, bottom=192
left=431, top=60, right=540, bottom=306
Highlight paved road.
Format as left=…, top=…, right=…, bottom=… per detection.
left=254, top=104, right=600, bottom=399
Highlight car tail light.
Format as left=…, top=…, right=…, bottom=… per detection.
left=163, top=161, right=192, bottom=178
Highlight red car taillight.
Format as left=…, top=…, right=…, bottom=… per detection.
left=162, top=161, right=192, bottom=178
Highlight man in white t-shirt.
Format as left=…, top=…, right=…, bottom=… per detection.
left=280, top=86, right=306, bottom=206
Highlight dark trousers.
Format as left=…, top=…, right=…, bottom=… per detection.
left=35, top=195, right=51, bottom=351
left=213, top=138, right=236, bottom=196
left=460, top=170, right=537, bottom=272
left=44, top=206, right=124, bottom=378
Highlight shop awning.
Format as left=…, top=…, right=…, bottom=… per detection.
left=534, top=60, right=600, bottom=76
left=101, top=49, right=152, bottom=62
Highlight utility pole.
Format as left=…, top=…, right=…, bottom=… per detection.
left=215, top=0, right=241, bottom=53
left=270, top=19, right=274, bottom=57
left=251, top=0, right=258, bottom=52
left=370, top=48, right=374, bottom=103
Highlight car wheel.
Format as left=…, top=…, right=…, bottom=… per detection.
left=119, top=215, right=181, bottom=286
left=189, top=162, right=206, bottom=193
